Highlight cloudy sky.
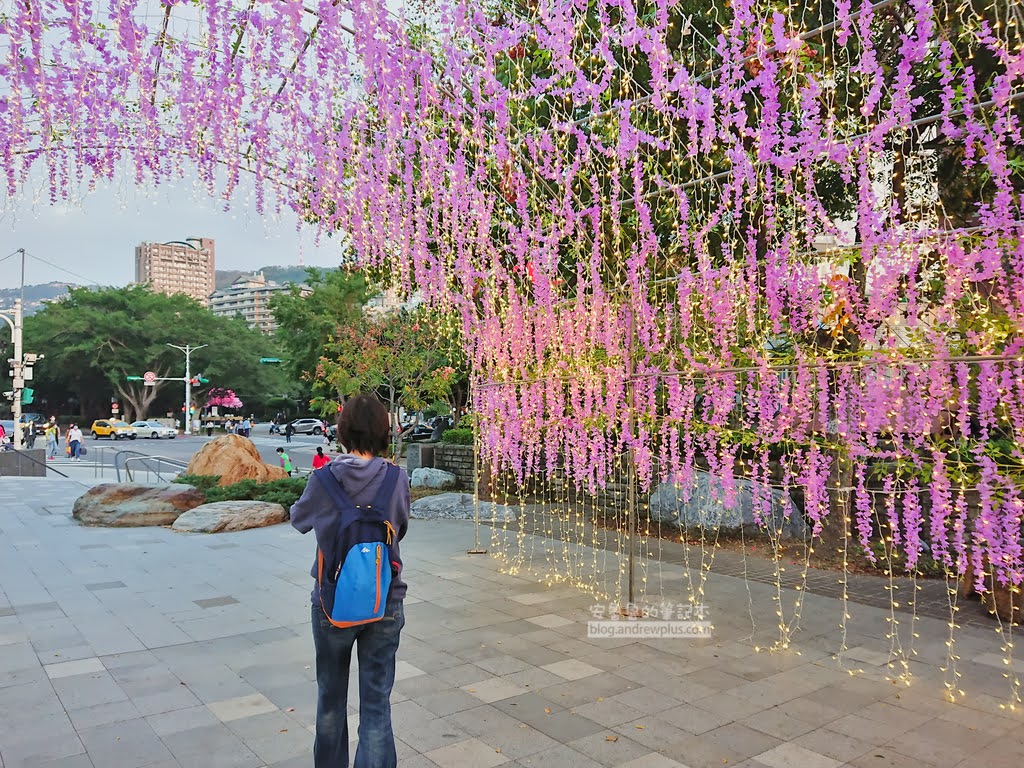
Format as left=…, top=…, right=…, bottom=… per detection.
left=0, top=173, right=346, bottom=290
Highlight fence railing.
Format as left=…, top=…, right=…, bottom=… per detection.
left=115, top=451, right=190, bottom=483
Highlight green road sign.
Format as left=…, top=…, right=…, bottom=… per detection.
left=21, top=387, right=34, bottom=404
left=259, top=358, right=282, bottom=364
left=126, top=375, right=142, bottom=381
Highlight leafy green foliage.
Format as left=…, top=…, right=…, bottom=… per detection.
left=22, top=285, right=296, bottom=421
left=269, top=267, right=372, bottom=402
left=174, top=474, right=222, bottom=492
left=440, top=427, right=475, bottom=445
left=173, top=475, right=309, bottom=507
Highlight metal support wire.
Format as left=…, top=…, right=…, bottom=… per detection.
left=468, top=376, right=487, bottom=554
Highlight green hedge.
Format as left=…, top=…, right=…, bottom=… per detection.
left=440, top=428, right=474, bottom=445
left=174, top=474, right=308, bottom=507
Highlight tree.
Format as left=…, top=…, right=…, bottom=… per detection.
left=312, top=307, right=466, bottom=454
left=205, top=388, right=244, bottom=410
left=269, top=266, right=374, bottom=405
left=23, top=286, right=296, bottom=422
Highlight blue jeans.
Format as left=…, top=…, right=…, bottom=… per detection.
left=70, top=440, right=81, bottom=459
left=311, top=600, right=404, bottom=768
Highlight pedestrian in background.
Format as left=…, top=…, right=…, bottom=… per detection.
left=67, top=424, right=83, bottom=461
left=285, top=421, right=295, bottom=443
left=44, top=420, right=59, bottom=460
left=312, top=446, right=330, bottom=470
left=242, top=417, right=252, bottom=438
left=277, top=447, right=293, bottom=476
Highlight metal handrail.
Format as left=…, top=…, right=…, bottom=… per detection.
left=122, top=455, right=190, bottom=484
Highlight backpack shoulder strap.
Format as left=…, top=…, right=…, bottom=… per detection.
left=369, top=463, right=400, bottom=514
left=312, top=466, right=354, bottom=509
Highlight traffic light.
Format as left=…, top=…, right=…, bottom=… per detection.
left=21, top=388, right=33, bottom=404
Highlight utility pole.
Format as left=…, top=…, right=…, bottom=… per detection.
left=166, top=343, right=207, bottom=435
left=2, top=299, right=24, bottom=448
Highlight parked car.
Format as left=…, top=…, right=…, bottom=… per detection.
left=399, top=423, right=435, bottom=443
left=130, top=420, right=177, bottom=439
left=289, top=418, right=327, bottom=436
left=90, top=419, right=137, bottom=440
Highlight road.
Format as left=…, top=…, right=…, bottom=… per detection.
left=49, top=429, right=333, bottom=481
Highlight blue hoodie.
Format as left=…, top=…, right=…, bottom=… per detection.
left=290, top=455, right=409, bottom=605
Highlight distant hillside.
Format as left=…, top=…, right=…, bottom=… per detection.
left=214, top=265, right=311, bottom=290
left=0, top=282, right=77, bottom=315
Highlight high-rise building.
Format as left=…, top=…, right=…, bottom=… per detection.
left=135, top=237, right=215, bottom=302
left=208, top=272, right=297, bottom=333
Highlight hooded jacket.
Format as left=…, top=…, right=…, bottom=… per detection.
left=290, top=455, right=409, bottom=605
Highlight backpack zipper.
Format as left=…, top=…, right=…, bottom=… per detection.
left=374, top=545, right=382, bottom=613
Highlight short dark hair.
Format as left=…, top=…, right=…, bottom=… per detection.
left=337, top=395, right=390, bottom=455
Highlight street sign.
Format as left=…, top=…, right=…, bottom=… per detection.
left=144, top=370, right=156, bottom=386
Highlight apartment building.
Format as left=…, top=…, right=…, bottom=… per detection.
left=135, top=237, right=216, bottom=303
left=207, top=272, right=293, bottom=333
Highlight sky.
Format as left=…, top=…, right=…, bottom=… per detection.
left=0, top=173, right=347, bottom=290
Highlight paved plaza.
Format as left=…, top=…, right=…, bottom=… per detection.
left=1, top=477, right=1023, bottom=768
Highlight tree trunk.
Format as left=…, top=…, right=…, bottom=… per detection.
left=115, top=382, right=163, bottom=424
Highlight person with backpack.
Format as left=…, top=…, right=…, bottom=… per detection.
left=289, top=394, right=410, bottom=768
left=276, top=447, right=293, bottom=476
left=284, top=420, right=295, bottom=443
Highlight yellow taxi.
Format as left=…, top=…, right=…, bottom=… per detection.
left=90, top=419, right=138, bottom=440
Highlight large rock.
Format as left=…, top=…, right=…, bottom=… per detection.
left=73, top=483, right=205, bottom=527
left=186, top=434, right=287, bottom=486
left=648, top=471, right=806, bottom=539
left=410, top=467, right=458, bottom=490
left=411, top=492, right=516, bottom=521
left=173, top=500, right=288, bottom=533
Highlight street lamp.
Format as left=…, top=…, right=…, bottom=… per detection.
left=167, top=343, right=207, bottom=435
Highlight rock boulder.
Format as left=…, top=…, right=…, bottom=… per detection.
left=186, top=434, right=287, bottom=486
left=73, top=483, right=205, bottom=527
left=648, top=471, right=806, bottom=539
left=411, top=492, right=516, bottom=521
left=172, top=501, right=288, bottom=533
left=410, top=467, right=458, bottom=490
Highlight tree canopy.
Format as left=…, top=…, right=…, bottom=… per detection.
left=22, top=285, right=295, bottom=422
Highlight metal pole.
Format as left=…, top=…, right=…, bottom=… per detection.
left=467, top=376, right=487, bottom=555
left=11, top=299, right=23, bottom=450
left=184, top=347, right=191, bottom=435
left=167, top=343, right=207, bottom=436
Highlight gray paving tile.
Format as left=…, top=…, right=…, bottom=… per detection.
left=77, top=718, right=174, bottom=768
left=566, top=731, right=653, bottom=767
left=85, top=581, right=126, bottom=592
left=159, top=723, right=263, bottom=768
left=193, top=596, right=240, bottom=609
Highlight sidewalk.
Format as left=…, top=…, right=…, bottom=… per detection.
left=0, top=477, right=1022, bottom=768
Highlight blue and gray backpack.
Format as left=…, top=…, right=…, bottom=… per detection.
left=313, top=463, right=399, bottom=628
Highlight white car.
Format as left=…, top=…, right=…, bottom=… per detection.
left=131, top=420, right=177, bottom=439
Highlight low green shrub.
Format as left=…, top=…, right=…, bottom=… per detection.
left=440, top=427, right=474, bottom=445
left=174, top=475, right=308, bottom=507
left=174, top=474, right=221, bottom=492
